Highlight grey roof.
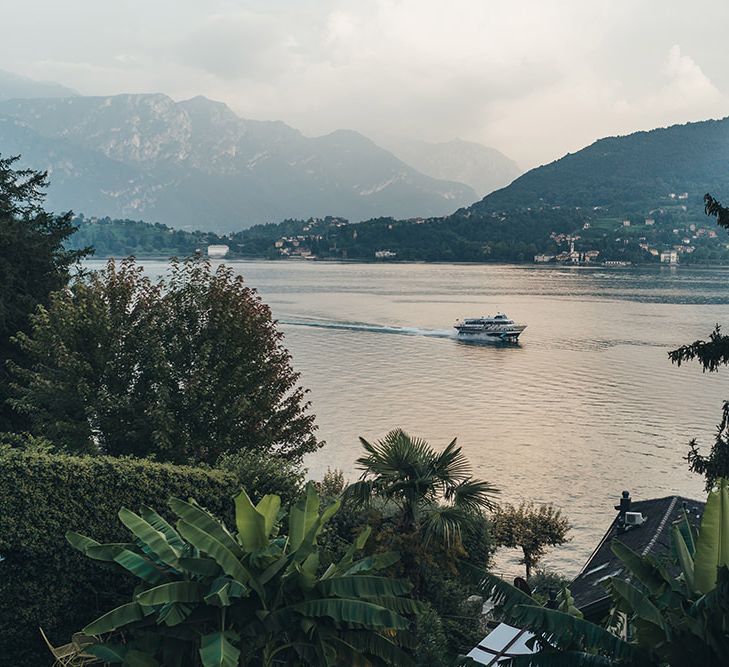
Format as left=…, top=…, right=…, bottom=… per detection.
left=570, top=495, right=704, bottom=616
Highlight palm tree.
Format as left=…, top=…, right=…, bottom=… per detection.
left=344, top=429, right=499, bottom=546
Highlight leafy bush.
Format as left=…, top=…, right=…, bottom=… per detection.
left=0, top=448, right=241, bottom=666
left=216, top=448, right=305, bottom=506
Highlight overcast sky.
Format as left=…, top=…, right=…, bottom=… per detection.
left=2, top=0, right=729, bottom=168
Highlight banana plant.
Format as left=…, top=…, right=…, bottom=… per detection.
left=66, top=482, right=422, bottom=667
left=472, top=480, right=729, bottom=665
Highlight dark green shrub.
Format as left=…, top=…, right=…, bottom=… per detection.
left=0, top=449, right=241, bottom=666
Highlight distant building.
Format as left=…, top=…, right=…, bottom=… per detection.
left=645, top=218, right=655, bottom=226
left=374, top=249, right=397, bottom=259
left=207, top=244, right=229, bottom=258
left=660, top=250, right=679, bottom=264
left=533, top=254, right=555, bottom=263
left=678, top=192, right=689, bottom=200
left=622, top=220, right=631, bottom=227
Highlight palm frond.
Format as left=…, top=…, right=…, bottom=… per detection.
left=447, top=477, right=500, bottom=512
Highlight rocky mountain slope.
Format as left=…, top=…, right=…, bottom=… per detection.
left=0, top=93, right=478, bottom=231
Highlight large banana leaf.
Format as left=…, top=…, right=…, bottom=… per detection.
left=507, top=604, right=641, bottom=662
left=84, top=601, right=146, bottom=634
left=610, top=540, right=671, bottom=596
left=332, top=630, right=415, bottom=667
left=176, top=519, right=252, bottom=587
left=255, top=494, right=281, bottom=537
left=169, top=497, right=242, bottom=557
left=471, top=567, right=535, bottom=615
left=267, top=598, right=409, bottom=630
left=85, top=643, right=129, bottom=663
left=113, top=548, right=169, bottom=584
left=318, top=575, right=412, bottom=599
left=289, top=482, right=321, bottom=551
left=694, top=478, right=729, bottom=594
left=199, top=631, right=240, bottom=667
left=234, top=490, right=268, bottom=552
left=345, top=551, right=400, bottom=575
left=119, top=508, right=180, bottom=568
left=204, top=577, right=248, bottom=607
left=177, top=556, right=222, bottom=577
left=136, top=581, right=205, bottom=606
left=605, top=578, right=664, bottom=629
left=140, top=505, right=186, bottom=552
left=672, top=524, right=695, bottom=593
left=66, top=531, right=101, bottom=554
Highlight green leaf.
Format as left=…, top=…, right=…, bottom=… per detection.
left=694, top=477, right=729, bottom=593
left=610, top=540, right=670, bottom=596
left=177, top=519, right=252, bottom=587
left=318, top=575, right=412, bottom=599
left=269, top=598, right=409, bottom=630
left=234, top=489, right=268, bottom=552
left=136, top=581, right=205, bottom=606
left=177, top=556, right=222, bottom=577
left=345, top=551, right=400, bottom=575
left=256, top=494, right=282, bottom=537
left=508, top=604, right=640, bottom=661
left=199, top=631, right=240, bottom=667
left=289, top=482, right=320, bottom=551
left=140, top=505, right=186, bottom=552
left=169, top=497, right=242, bottom=557
left=84, top=602, right=145, bottom=635
left=65, top=531, right=100, bottom=554
left=86, top=643, right=129, bottom=663
left=672, top=523, right=695, bottom=593
left=119, top=507, right=180, bottom=568
left=606, top=577, right=665, bottom=629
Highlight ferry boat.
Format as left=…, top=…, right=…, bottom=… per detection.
left=453, top=312, right=526, bottom=342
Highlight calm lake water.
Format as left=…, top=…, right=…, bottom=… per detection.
left=88, top=259, right=729, bottom=576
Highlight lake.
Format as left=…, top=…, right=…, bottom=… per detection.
left=89, top=259, right=729, bottom=577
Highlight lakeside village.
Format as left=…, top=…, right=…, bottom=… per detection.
left=198, top=192, right=726, bottom=265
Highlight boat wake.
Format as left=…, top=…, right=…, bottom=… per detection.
left=279, top=317, right=454, bottom=339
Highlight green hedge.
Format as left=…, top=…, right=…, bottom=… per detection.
left=0, top=449, right=242, bottom=666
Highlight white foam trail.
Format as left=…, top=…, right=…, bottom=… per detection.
left=279, top=318, right=454, bottom=339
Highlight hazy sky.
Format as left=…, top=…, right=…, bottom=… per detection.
left=2, top=0, right=729, bottom=168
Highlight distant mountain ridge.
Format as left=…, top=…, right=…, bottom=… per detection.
left=0, top=69, right=79, bottom=101
left=0, top=92, right=480, bottom=231
left=384, top=137, right=521, bottom=197
left=469, top=116, right=729, bottom=215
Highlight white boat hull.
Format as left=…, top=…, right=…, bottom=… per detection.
left=454, top=324, right=526, bottom=342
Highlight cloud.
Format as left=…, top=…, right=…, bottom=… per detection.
left=0, top=1, right=728, bottom=168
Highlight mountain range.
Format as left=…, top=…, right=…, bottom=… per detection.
left=0, top=72, right=523, bottom=231
left=470, top=116, right=729, bottom=216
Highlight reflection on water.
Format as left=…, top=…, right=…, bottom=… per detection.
left=87, top=260, right=729, bottom=576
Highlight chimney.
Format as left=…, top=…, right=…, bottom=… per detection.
left=615, top=490, right=631, bottom=533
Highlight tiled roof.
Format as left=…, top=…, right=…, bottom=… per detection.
left=570, top=495, right=704, bottom=615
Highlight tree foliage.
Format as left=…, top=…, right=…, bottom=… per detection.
left=0, top=154, right=89, bottom=432
left=9, top=256, right=319, bottom=463
left=668, top=193, right=729, bottom=488
left=491, top=502, right=571, bottom=579
left=68, top=482, right=421, bottom=667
